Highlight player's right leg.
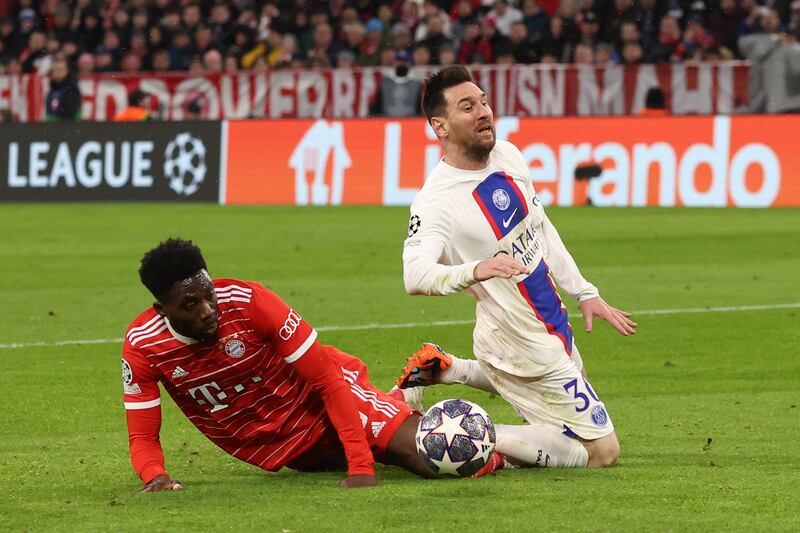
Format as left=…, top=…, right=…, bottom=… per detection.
left=396, top=343, right=498, bottom=393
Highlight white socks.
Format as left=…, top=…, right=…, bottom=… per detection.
left=495, top=424, right=589, bottom=468
left=439, top=356, right=588, bottom=468
left=440, top=357, right=498, bottom=394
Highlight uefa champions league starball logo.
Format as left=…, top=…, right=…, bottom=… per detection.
left=492, top=189, right=511, bottom=211
left=163, top=132, right=207, bottom=196
left=122, top=359, right=133, bottom=385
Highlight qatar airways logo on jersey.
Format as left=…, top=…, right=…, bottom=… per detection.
left=502, top=224, right=542, bottom=268
left=279, top=310, right=302, bottom=341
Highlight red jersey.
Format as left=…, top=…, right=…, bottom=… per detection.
left=122, top=278, right=376, bottom=482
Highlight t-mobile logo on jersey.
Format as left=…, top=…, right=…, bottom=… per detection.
left=188, top=375, right=263, bottom=413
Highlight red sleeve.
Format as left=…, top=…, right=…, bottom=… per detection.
left=249, top=283, right=375, bottom=476
left=290, top=342, right=375, bottom=476
left=122, top=344, right=168, bottom=483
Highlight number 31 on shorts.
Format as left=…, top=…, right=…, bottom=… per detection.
left=563, top=378, right=600, bottom=413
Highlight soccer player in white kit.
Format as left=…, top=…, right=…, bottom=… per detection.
left=398, top=66, right=637, bottom=468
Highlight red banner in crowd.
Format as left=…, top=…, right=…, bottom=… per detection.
left=224, top=115, right=800, bottom=208
left=0, top=63, right=749, bottom=122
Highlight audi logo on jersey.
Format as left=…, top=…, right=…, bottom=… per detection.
left=279, top=309, right=302, bottom=341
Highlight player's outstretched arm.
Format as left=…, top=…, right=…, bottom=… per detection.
left=139, top=474, right=183, bottom=492
left=289, top=342, right=378, bottom=488
left=579, top=297, right=637, bottom=336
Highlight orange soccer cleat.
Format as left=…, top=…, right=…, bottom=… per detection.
left=395, top=343, right=453, bottom=389
left=471, top=451, right=508, bottom=478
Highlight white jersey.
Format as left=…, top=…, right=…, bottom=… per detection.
left=403, top=141, right=599, bottom=377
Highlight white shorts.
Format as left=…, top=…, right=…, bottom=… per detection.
left=477, top=346, right=615, bottom=440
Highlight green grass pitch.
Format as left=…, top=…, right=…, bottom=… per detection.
left=1, top=204, right=798, bottom=532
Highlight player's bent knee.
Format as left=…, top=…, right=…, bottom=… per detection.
left=586, top=433, right=620, bottom=468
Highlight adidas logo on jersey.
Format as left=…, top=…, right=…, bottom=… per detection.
left=371, top=421, right=386, bottom=438
left=172, top=366, right=189, bottom=379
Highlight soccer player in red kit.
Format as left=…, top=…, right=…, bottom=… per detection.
left=123, top=239, right=441, bottom=491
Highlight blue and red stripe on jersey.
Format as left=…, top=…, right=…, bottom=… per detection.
left=472, top=171, right=529, bottom=241
left=517, top=259, right=573, bottom=355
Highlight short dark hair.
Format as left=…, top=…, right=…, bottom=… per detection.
left=422, top=65, right=474, bottom=124
left=129, top=89, right=147, bottom=107
left=645, top=86, right=666, bottom=109
left=139, top=238, right=208, bottom=299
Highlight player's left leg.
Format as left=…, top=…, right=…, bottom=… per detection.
left=581, top=432, right=620, bottom=468
left=382, top=414, right=438, bottom=478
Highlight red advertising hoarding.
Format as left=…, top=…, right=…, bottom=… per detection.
left=224, top=115, right=800, bottom=207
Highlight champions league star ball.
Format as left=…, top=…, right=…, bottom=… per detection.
left=415, top=399, right=496, bottom=477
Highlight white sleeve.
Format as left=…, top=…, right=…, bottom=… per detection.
left=538, top=213, right=599, bottom=301
left=402, top=197, right=481, bottom=296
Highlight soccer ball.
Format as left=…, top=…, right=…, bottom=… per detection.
left=415, top=398, right=496, bottom=477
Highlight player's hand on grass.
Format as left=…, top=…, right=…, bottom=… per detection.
left=139, top=474, right=184, bottom=493
left=579, top=297, right=637, bottom=336
left=474, top=255, right=530, bottom=282
left=337, top=474, right=379, bottom=489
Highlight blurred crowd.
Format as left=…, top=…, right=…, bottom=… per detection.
left=1, top=0, right=800, bottom=78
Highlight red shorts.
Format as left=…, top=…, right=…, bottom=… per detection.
left=288, top=347, right=411, bottom=471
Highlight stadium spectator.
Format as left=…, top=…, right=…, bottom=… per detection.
left=452, top=0, right=480, bottom=44
left=11, top=8, right=37, bottom=57
left=150, top=48, right=172, bottom=72
left=370, top=49, right=421, bottom=117
left=419, top=13, right=453, bottom=64
left=310, top=22, right=343, bottom=66
left=637, top=0, right=662, bottom=51
left=203, top=49, right=223, bottom=72
left=94, top=46, right=116, bottom=73
left=76, top=52, right=94, bottom=74
left=413, top=43, right=433, bottom=66
left=522, top=0, right=550, bottom=41
left=390, top=24, right=413, bottom=55
left=45, top=55, right=81, bottom=121
left=487, top=0, right=524, bottom=36
left=439, top=43, right=457, bottom=65
left=121, top=52, right=143, bottom=72
left=169, top=28, right=195, bottom=71
left=740, top=16, right=800, bottom=113
left=20, top=30, right=49, bottom=74
left=360, top=19, right=387, bottom=66
left=573, top=42, right=594, bottom=64
left=577, top=10, right=600, bottom=47
left=709, top=0, right=745, bottom=53
left=508, top=20, right=538, bottom=63
left=113, top=89, right=152, bottom=122
left=77, top=8, right=103, bottom=54
left=541, top=16, right=573, bottom=63
left=653, top=16, right=683, bottom=62
left=343, top=22, right=366, bottom=57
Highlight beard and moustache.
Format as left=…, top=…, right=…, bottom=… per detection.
left=461, top=126, right=496, bottom=164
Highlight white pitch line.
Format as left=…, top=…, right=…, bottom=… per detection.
left=1, top=303, right=798, bottom=350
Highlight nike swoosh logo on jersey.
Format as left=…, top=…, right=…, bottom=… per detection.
left=502, top=208, right=518, bottom=228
